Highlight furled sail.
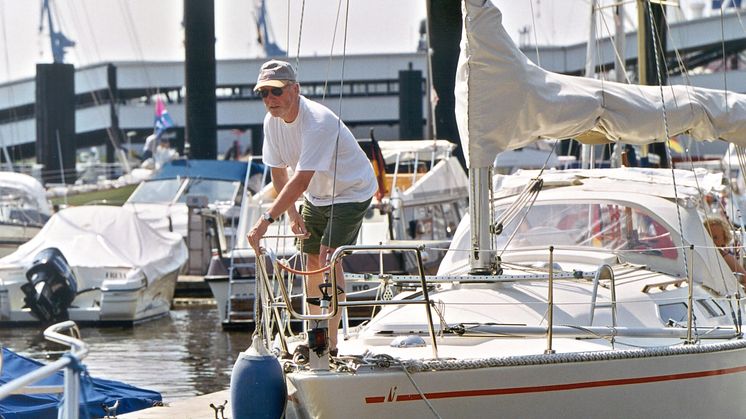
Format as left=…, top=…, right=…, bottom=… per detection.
left=456, top=0, right=746, bottom=168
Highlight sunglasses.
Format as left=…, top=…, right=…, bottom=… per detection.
left=256, top=86, right=286, bottom=98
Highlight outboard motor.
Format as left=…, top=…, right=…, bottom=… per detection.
left=20, top=247, right=78, bottom=324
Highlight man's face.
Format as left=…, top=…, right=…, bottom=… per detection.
left=258, top=83, right=298, bottom=120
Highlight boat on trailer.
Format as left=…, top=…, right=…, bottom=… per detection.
left=230, top=1, right=746, bottom=417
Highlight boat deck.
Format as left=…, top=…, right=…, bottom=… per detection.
left=119, top=389, right=231, bottom=419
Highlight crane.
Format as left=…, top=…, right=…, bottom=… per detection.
left=39, top=0, right=75, bottom=63
left=255, top=0, right=286, bottom=57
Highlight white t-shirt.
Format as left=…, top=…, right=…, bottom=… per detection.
left=262, top=96, right=377, bottom=206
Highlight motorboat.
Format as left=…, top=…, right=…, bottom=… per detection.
left=0, top=205, right=187, bottom=326
left=205, top=139, right=469, bottom=328
left=232, top=1, right=746, bottom=417
left=0, top=172, right=51, bottom=257
left=123, top=159, right=265, bottom=244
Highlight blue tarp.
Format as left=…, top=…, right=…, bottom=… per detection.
left=0, top=347, right=162, bottom=419
left=152, top=159, right=265, bottom=182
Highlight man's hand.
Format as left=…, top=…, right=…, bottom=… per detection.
left=247, top=219, right=269, bottom=252
left=288, top=211, right=310, bottom=238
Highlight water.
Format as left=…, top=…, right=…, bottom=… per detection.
left=0, top=301, right=251, bottom=402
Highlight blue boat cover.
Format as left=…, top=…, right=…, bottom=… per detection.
left=0, top=347, right=162, bottom=419
left=152, top=159, right=265, bottom=182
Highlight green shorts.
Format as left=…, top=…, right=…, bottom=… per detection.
left=298, top=197, right=372, bottom=255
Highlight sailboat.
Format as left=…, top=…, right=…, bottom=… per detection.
left=231, top=1, right=746, bottom=417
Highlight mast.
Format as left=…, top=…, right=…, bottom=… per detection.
left=637, top=0, right=670, bottom=168
left=581, top=0, right=599, bottom=169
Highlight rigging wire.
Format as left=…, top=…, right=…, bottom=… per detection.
left=293, top=0, right=306, bottom=72
left=644, top=0, right=688, bottom=279
left=0, top=0, right=15, bottom=168
left=596, top=4, right=633, bottom=84
left=321, top=0, right=345, bottom=101
left=117, top=0, right=155, bottom=97
left=528, top=0, right=542, bottom=67
left=326, top=0, right=352, bottom=253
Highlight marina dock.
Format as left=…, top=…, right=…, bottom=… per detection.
left=119, top=389, right=231, bottom=419
left=175, top=274, right=212, bottom=298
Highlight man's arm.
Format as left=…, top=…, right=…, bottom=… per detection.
left=269, top=166, right=290, bottom=194
left=247, top=168, right=313, bottom=250
left=267, top=168, right=314, bottom=219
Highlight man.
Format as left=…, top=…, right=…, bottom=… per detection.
left=247, top=60, right=377, bottom=353
left=141, top=133, right=157, bottom=161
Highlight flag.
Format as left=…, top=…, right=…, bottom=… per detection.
left=368, top=135, right=387, bottom=201
left=154, top=96, right=174, bottom=138
left=667, top=137, right=684, bottom=154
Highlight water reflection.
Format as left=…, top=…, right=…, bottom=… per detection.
left=0, top=302, right=251, bottom=402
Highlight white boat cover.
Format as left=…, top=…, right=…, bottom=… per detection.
left=0, top=172, right=51, bottom=214
left=456, top=0, right=746, bottom=168
left=0, top=206, right=187, bottom=284
left=377, top=139, right=456, bottom=164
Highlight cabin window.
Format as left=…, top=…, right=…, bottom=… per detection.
left=696, top=298, right=725, bottom=318
left=176, top=179, right=240, bottom=204
left=493, top=201, right=679, bottom=261
left=658, top=302, right=688, bottom=324
left=128, top=178, right=183, bottom=203
left=442, top=203, right=461, bottom=238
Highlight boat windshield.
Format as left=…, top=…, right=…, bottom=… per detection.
left=496, top=201, right=678, bottom=260
left=127, top=178, right=184, bottom=204
left=175, top=179, right=240, bottom=204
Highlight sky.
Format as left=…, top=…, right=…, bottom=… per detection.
left=0, top=0, right=712, bottom=83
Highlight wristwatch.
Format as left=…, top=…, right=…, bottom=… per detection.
left=262, top=211, right=275, bottom=224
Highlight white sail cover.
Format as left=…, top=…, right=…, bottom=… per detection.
left=456, top=0, right=746, bottom=168
left=0, top=206, right=187, bottom=283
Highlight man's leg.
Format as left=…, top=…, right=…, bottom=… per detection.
left=304, top=252, right=323, bottom=316
left=319, top=244, right=345, bottom=350
left=304, top=248, right=344, bottom=351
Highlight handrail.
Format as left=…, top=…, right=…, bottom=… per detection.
left=262, top=243, right=440, bottom=358
left=545, top=246, right=555, bottom=354
left=686, top=245, right=695, bottom=344
left=589, top=264, right=617, bottom=328
left=0, top=321, right=88, bottom=419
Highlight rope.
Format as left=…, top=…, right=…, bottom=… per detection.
left=276, top=260, right=332, bottom=276
left=401, top=365, right=443, bottom=419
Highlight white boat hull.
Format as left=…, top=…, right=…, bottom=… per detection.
left=0, top=223, right=42, bottom=257
left=284, top=340, right=746, bottom=418
left=0, top=267, right=179, bottom=326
